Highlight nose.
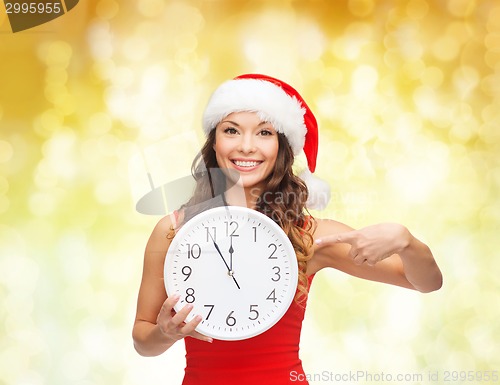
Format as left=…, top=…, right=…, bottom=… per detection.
left=238, top=133, right=256, bottom=154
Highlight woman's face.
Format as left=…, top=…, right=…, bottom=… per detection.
left=213, top=111, right=279, bottom=192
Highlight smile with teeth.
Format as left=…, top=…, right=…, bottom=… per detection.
left=232, top=160, right=262, bottom=168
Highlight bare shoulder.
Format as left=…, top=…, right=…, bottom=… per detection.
left=307, top=218, right=354, bottom=275
left=313, top=218, right=354, bottom=239
left=145, top=214, right=177, bottom=261
left=152, top=214, right=176, bottom=235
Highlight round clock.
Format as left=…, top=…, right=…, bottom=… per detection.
left=164, top=205, right=298, bottom=341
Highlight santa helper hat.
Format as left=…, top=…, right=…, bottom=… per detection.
left=202, top=73, right=330, bottom=210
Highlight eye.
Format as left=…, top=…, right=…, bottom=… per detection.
left=224, top=127, right=238, bottom=135
left=259, top=129, right=274, bottom=136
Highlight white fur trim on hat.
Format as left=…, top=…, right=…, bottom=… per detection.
left=299, top=169, right=331, bottom=210
left=202, top=78, right=307, bottom=155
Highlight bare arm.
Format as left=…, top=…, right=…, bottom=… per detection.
left=396, top=232, right=443, bottom=293
left=132, top=216, right=212, bottom=357
left=311, top=219, right=442, bottom=293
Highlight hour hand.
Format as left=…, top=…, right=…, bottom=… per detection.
left=207, top=232, right=240, bottom=289
left=228, top=236, right=234, bottom=273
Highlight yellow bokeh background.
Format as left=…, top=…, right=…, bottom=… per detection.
left=1, top=0, right=499, bottom=384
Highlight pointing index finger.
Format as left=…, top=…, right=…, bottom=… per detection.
left=335, top=230, right=357, bottom=244
left=315, top=230, right=357, bottom=246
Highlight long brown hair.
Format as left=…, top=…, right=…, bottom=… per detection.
left=176, top=128, right=315, bottom=302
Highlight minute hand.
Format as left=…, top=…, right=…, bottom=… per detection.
left=208, top=233, right=241, bottom=290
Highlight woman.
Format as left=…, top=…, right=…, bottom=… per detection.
left=132, top=74, right=443, bottom=384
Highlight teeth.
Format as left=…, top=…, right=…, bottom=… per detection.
left=234, top=160, right=259, bottom=167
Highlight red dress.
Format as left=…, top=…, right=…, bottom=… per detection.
left=181, top=275, right=314, bottom=385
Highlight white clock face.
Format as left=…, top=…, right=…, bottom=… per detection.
left=164, top=206, right=298, bottom=341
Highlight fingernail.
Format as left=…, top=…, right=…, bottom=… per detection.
left=315, top=239, right=322, bottom=245
left=207, top=338, right=213, bottom=343
left=172, top=294, right=180, bottom=301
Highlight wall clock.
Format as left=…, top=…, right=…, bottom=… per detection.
left=164, top=206, right=298, bottom=340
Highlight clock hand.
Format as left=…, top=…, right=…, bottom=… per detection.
left=229, top=236, right=234, bottom=273
left=207, top=232, right=241, bottom=290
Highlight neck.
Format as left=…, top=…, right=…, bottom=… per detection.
left=224, top=183, right=261, bottom=209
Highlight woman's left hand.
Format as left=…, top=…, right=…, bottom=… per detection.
left=315, top=223, right=411, bottom=267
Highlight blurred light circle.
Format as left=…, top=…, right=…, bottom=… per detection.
left=406, top=0, right=429, bottom=20
left=96, top=0, right=119, bottom=20
left=447, top=0, right=475, bottom=17
left=137, top=0, right=165, bottom=18
left=0, top=140, right=13, bottom=163
left=348, top=0, right=374, bottom=17
left=432, top=35, right=460, bottom=61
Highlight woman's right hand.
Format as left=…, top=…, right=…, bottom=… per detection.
left=156, top=294, right=213, bottom=343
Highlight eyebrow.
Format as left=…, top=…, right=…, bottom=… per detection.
left=220, top=120, right=271, bottom=127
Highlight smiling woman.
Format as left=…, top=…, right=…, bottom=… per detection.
left=132, top=73, right=442, bottom=385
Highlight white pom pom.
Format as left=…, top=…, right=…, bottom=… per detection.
left=299, top=169, right=331, bottom=210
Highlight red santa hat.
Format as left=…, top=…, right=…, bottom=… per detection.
left=202, top=74, right=330, bottom=210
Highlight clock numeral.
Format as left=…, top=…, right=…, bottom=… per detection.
left=204, top=304, right=214, bottom=320
left=266, top=289, right=277, bottom=303
left=252, top=226, right=257, bottom=242
left=224, top=221, right=239, bottom=237
left=249, top=304, right=259, bottom=320
left=268, top=243, right=277, bottom=259
left=181, top=266, right=192, bottom=281
left=205, top=226, right=216, bottom=242
left=185, top=288, right=195, bottom=303
left=226, top=310, right=236, bottom=326
left=271, top=266, right=281, bottom=282
left=187, top=243, right=201, bottom=259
